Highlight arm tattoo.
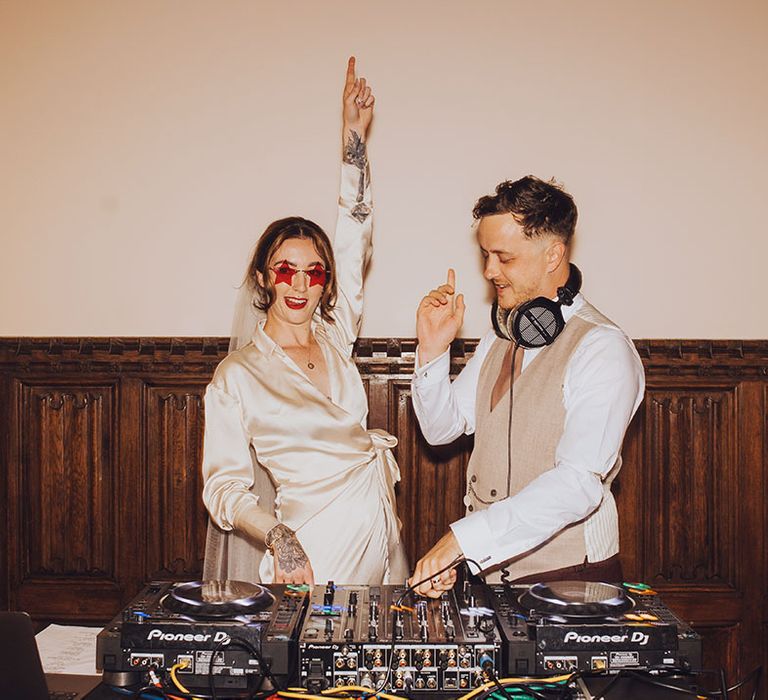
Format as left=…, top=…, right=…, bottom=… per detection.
left=267, top=524, right=308, bottom=574
left=343, top=130, right=367, bottom=169
left=351, top=201, right=371, bottom=223
left=273, top=535, right=309, bottom=574
left=343, top=130, right=371, bottom=222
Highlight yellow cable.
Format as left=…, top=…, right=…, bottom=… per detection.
left=325, top=685, right=402, bottom=700
left=279, top=687, right=401, bottom=700
left=169, top=664, right=191, bottom=693
left=169, top=660, right=204, bottom=700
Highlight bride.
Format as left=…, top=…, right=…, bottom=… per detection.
left=201, top=57, right=408, bottom=585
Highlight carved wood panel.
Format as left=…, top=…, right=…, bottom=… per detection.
left=144, top=383, right=208, bottom=580
left=9, top=378, right=122, bottom=618
left=762, top=383, right=768, bottom=593
left=0, top=373, right=9, bottom=610
left=24, top=384, right=115, bottom=576
left=642, top=385, right=738, bottom=587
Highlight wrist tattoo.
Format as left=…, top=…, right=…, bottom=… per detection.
left=272, top=533, right=309, bottom=574
left=265, top=523, right=294, bottom=550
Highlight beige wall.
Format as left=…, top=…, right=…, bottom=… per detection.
left=1, top=0, right=766, bottom=339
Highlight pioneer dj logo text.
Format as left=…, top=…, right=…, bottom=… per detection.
left=146, top=629, right=231, bottom=645
left=563, top=631, right=650, bottom=646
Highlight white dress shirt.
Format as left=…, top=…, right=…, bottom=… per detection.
left=411, top=295, right=645, bottom=568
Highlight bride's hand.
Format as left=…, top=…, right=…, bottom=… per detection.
left=267, top=524, right=315, bottom=585
left=342, top=56, right=374, bottom=143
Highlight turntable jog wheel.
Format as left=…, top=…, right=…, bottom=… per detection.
left=161, top=580, right=276, bottom=618
left=518, top=581, right=633, bottom=622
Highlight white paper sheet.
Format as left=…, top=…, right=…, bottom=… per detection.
left=35, top=624, right=101, bottom=675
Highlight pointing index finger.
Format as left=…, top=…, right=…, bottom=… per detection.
left=344, top=56, right=356, bottom=93
left=447, top=268, right=456, bottom=292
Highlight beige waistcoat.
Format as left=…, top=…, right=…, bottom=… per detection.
left=466, top=301, right=621, bottom=581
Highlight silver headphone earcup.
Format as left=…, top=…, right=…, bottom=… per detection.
left=512, top=298, right=565, bottom=348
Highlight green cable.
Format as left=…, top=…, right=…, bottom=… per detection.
left=487, top=680, right=571, bottom=699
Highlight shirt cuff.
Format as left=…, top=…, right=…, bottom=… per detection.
left=450, top=510, right=499, bottom=572
left=413, top=347, right=451, bottom=385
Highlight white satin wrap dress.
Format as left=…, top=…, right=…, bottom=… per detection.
left=201, top=159, right=408, bottom=585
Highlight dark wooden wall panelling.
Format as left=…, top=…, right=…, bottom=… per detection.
left=1, top=338, right=766, bottom=696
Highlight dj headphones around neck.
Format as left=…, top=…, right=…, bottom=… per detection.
left=491, top=263, right=582, bottom=348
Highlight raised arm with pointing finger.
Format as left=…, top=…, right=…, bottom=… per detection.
left=202, top=58, right=408, bottom=586
left=411, top=268, right=492, bottom=447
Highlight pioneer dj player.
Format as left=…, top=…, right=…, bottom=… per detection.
left=96, top=580, right=307, bottom=691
